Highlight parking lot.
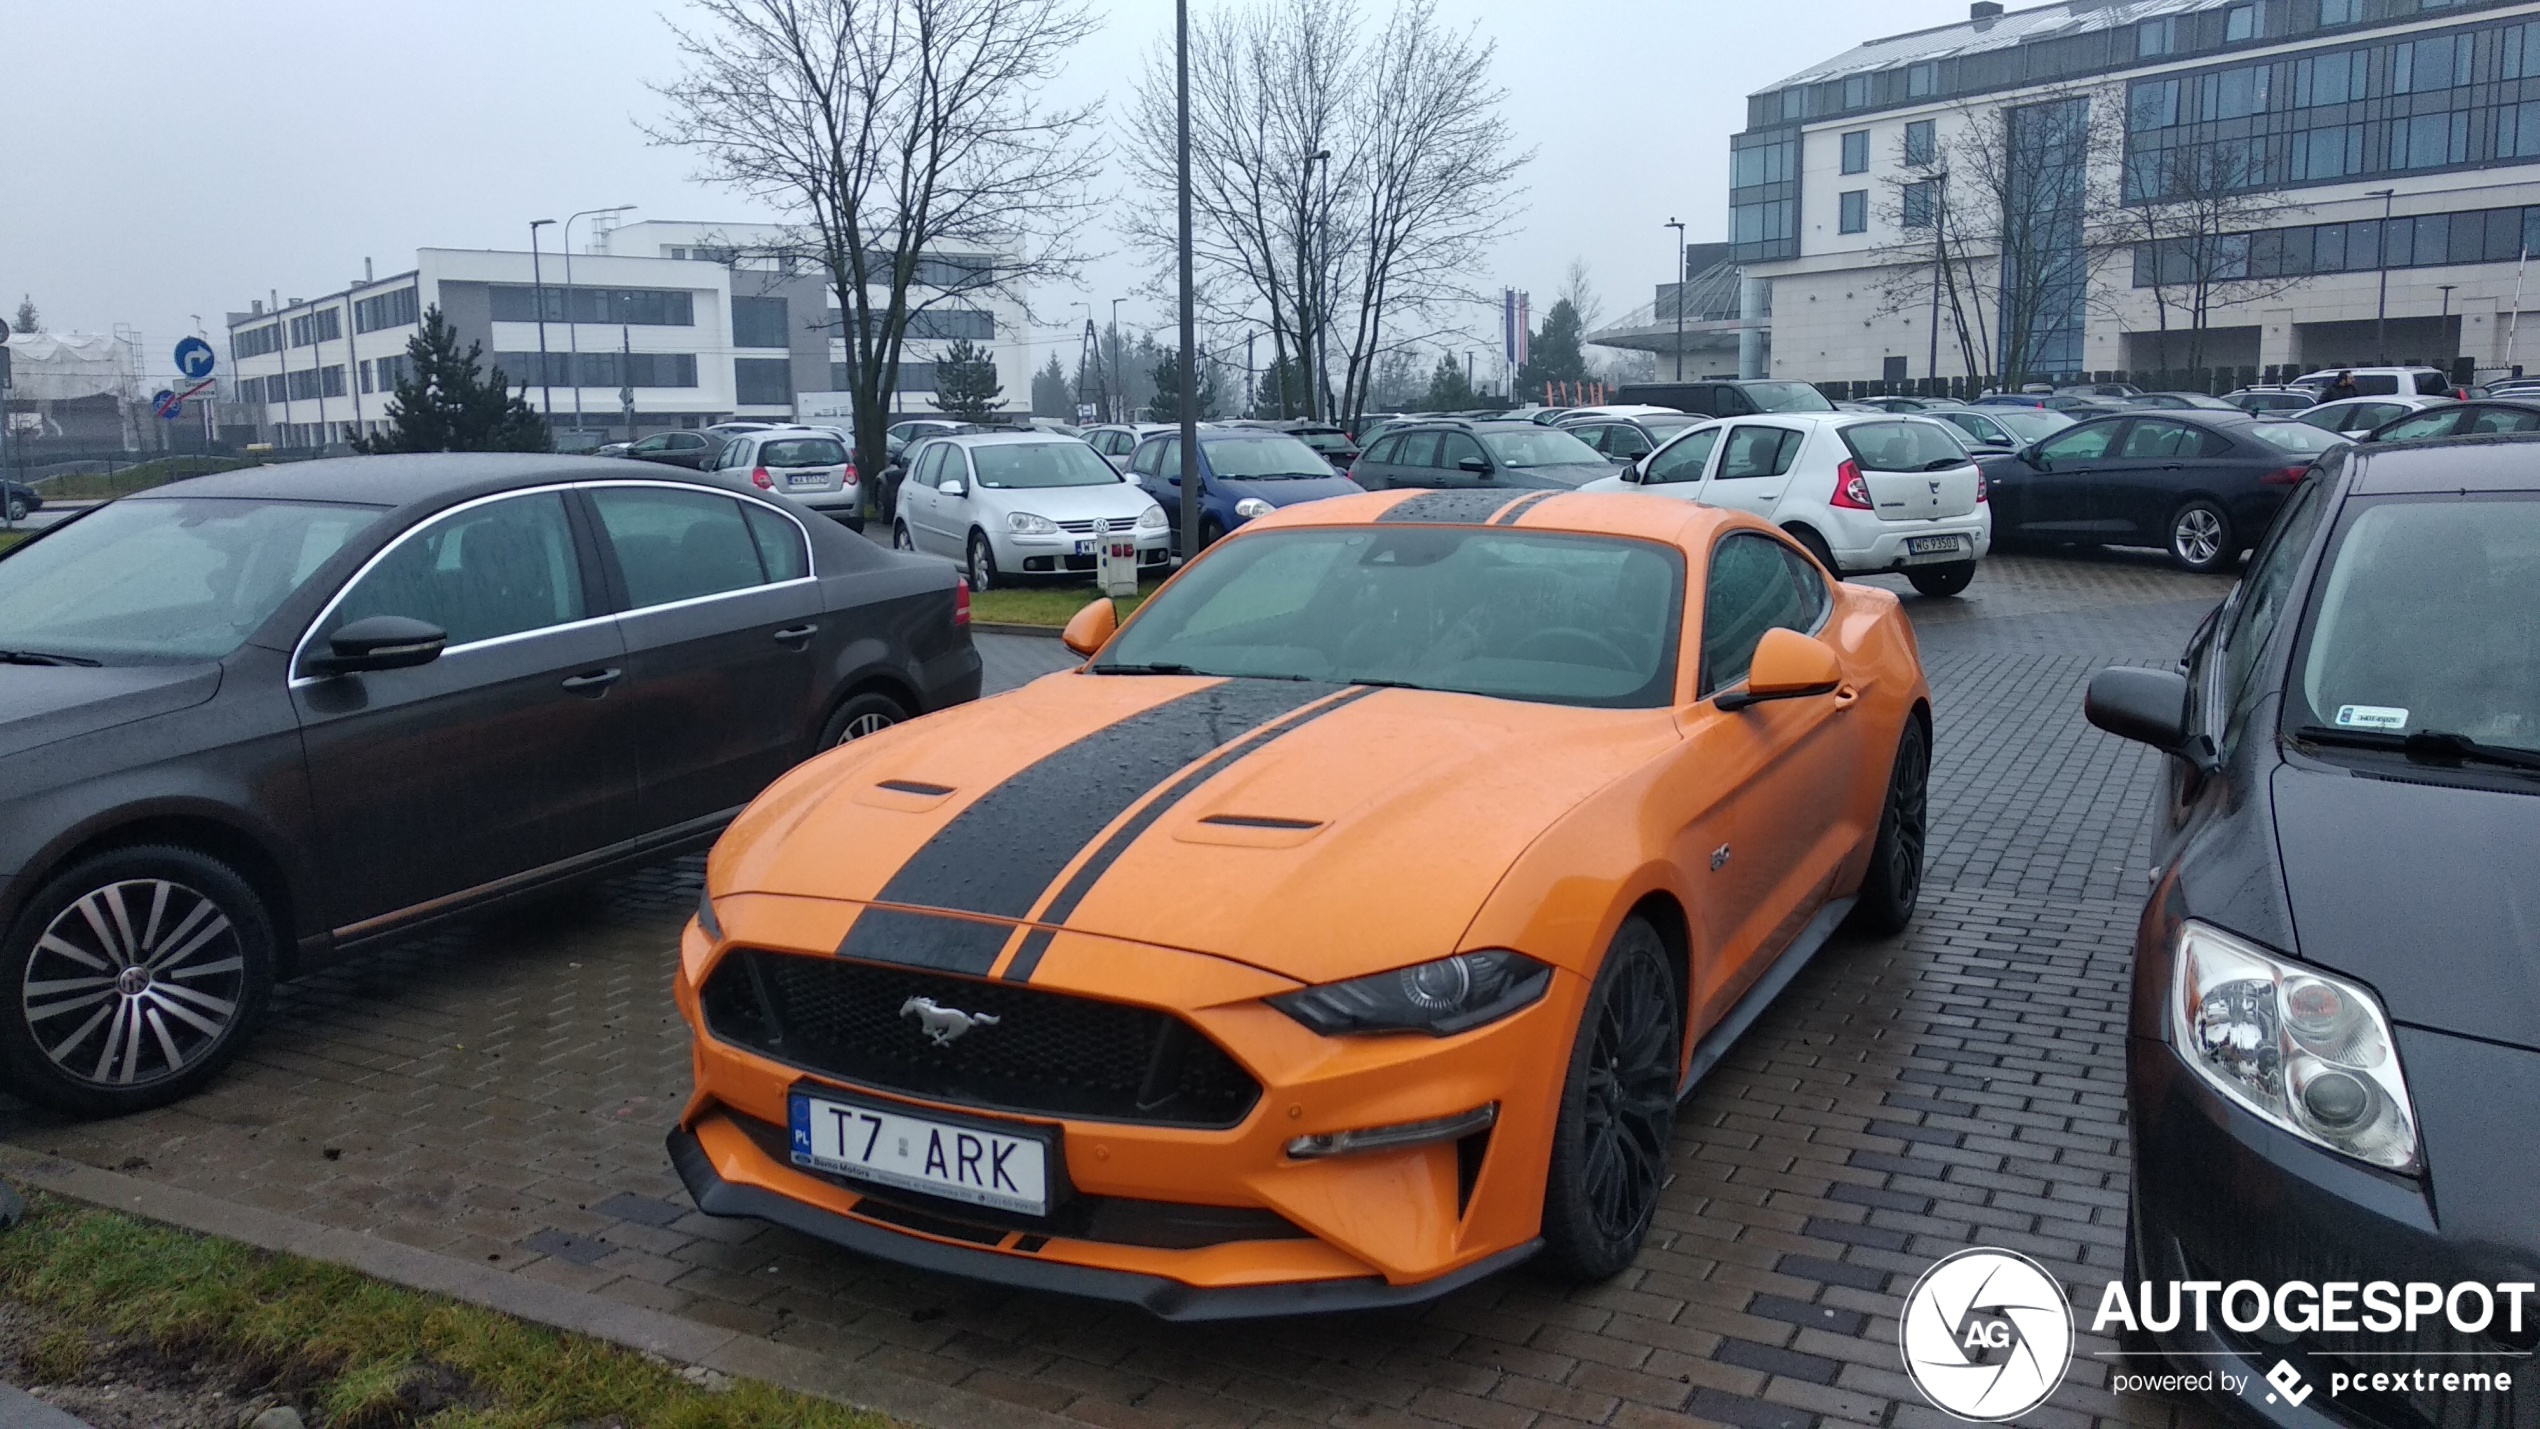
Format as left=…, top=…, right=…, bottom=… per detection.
left=0, top=550, right=2232, bottom=1429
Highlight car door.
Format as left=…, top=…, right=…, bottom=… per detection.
left=1384, top=431, right=1445, bottom=490
left=2093, top=418, right=2207, bottom=543
left=1349, top=434, right=1406, bottom=490
left=293, top=488, right=640, bottom=931
left=1696, top=423, right=1805, bottom=520
left=586, top=483, right=826, bottom=829
left=902, top=444, right=949, bottom=551
left=1999, top=419, right=2125, bottom=536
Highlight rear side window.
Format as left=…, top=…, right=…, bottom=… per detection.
left=2353, top=374, right=2400, bottom=395
left=2118, top=420, right=2199, bottom=460
left=590, top=486, right=770, bottom=608
left=760, top=437, right=845, bottom=468
left=329, top=492, right=586, bottom=650
left=2469, top=406, right=2540, bottom=434
left=1840, top=420, right=1966, bottom=471
left=1717, top=425, right=1803, bottom=479
left=2374, top=409, right=2462, bottom=442
left=1643, top=427, right=1720, bottom=485
left=1702, top=533, right=1821, bottom=696
left=2416, top=371, right=2452, bottom=395
left=742, top=504, right=810, bottom=582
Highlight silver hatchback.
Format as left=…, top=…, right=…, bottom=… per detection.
left=707, top=427, right=863, bottom=527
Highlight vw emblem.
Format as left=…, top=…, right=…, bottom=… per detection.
left=900, top=996, right=1001, bottom=1047
left=1929, top=479, right=1942, bottom=496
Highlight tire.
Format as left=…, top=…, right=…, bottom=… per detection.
left=2167, top=500, right=2234, bottom=574
left=1905, top=560, right=1976, bottom=598
left=1539, top=916, right=1682, bottom=1282
left=892, top=520, right=918, bottom=553
left=1846, top=717, right=1930, bottom=938
left=966, top=531, right=1000, bottom=593
left=0, top=845, right=277, bottom=1117
left=1787, top=526, right=1839, bottom=578
left=3, top=497, right=24, bottom=523
left=842, top=513, right=866, bottom=534
left=820, top=690, right=909, bottom=749
left=1198, top=517, right=1227, bottom=550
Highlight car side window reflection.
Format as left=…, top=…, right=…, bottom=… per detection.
left=2119, top=421, right=2196, bottom=460
left=326, top=491, right=586, bottom=651
left=1701, top=533, right=1817, bottom=696
left=1644, top=427, right=1720, bottom=485
left=2038, top=423, right=2118, bottom=463
left=590, top=487, right=771, bottom=608
left=1717, top=426, right=1801, bottom=479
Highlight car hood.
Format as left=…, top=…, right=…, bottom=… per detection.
left=1508, top=462, right=1618, bottom=488
left=0, top=662, right=224, bottom=761
left=2273, top=761, right=2540, bottom=1050
left=1213, top=473, right=1364, bottom=506
left=713, top=672, right=1674, bottom=984
left=977, top=482, right=1160, bottom=521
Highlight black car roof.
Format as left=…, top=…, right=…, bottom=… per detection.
left=128, top=453, right=731, bottom=512
left=2351, top=431, right=2540, bottom=494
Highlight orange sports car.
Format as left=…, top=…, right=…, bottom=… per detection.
left=669, top=487, right=1932, bottom=1318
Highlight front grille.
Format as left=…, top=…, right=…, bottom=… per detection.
left=701, top=949, right=1261, bottom=1128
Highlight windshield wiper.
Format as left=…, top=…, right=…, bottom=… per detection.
left=0, top=649, right=100, bottom=667
left=1335, top=676, right=1426, bottom=691
left=2294, top=724, right=2540, bottom=774
left=1921, top=457, right=1969, bottom=471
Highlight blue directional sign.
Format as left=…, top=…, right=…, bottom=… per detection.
left=173, top=336, right=216, bottom=382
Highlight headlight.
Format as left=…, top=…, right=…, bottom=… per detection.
left=1271, top=950, right=1551, bottom=1036
left=1005, top=511, right=1060, bottom=534
left=2170, top=921, right=2419, bottom=1172
left=1234, top=497, right=1275, bottom=521
left=695, top=887, right=724, bottom=942
left=1134, top=504, right=1168, bottom=530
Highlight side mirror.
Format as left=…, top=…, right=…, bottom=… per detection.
left=1621, top=461, right=1644, bottom=484
left=2084, top=666, right=2214, bottom=772
left=940, top=477, right=966, bottom=497
left=1457, top=457, right=1492, bottom=474
left=2022, top=444, right=2051, bottom=470
left=311, top=615, right=446, bottom=676
left=1716, top=628, right=1840, bottom=711
left=1061, top=598, right=1117, bottom=657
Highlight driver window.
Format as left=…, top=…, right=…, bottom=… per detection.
left=1644, top=427, right=1721, bottom=485
left=1701, top=533, right=1817, bottom=695
left=1132, top=440, right=1164, bottom=477
left=1439, top=434, right=1486, bottom=469
left=324, top=492, right=587, bottom=652
left=2038, top=423, right=2119, bottom=463
left=1607, top=428, right=1653, bottom=459
left=1395, top=432, right=1441, bottom=467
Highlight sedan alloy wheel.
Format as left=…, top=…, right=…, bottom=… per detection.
left=1541, top=917, right=1680, bottom=1280
left=2169, top=501, right=2233, bottom=573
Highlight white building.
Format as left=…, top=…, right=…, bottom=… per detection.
left=224, top=218, right=1028, bottom=450
left=1733, top=0, right=2540, bottom=387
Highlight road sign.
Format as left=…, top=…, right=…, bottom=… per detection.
left=1076, top=403, right=1097, bottom=423
left=152, top=389, right=184, bottom=421
left=174, top=337, right=216, bottom=382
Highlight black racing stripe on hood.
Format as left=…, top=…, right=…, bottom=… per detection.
left=1375, top=490, right=1524, bottom=525
left=1000, top=685, right=1381, bottom=983
left=1490, top=491, right=1558, bottom=525
left=835, top=679, right=1342, bottom=974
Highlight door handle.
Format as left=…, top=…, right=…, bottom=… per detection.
left=773, top=624, right=818, bottom=646
left=2160, top=463, right=2185, bottom=471
left=561, top=668, right=623, bottom=694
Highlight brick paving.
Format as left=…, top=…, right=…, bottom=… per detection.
left=1, top=550, right=2239, bottom=1429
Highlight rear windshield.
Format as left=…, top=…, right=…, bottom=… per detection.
left=1741, top=382, right=1836, bottom=413
left=968, top=441, right=1122, bottom=489
left=2297, top=496, right=2540, bottom=756
left=1840, top=420, right=1971, bottom=471
left=760, top=438, right=845, bottom=467
left=1475, top=427, right=1601, bottom=468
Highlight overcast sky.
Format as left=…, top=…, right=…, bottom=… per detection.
left=7, top=0, right=1974, bottom=382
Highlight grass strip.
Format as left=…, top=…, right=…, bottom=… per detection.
left=967, top=578, right=1161, bottom=628
left=0, top=1188, right=892, bottom=1429
left=0, top=531, right=23, bottom=553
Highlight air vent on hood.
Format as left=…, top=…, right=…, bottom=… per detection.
left=876, top=779, right=955, bottom=796
left=853, top=778, right=959, bottom=812
left=1175, top=812, right=1328, bottom=848
left=1197, top=814, right=1322, bottom=830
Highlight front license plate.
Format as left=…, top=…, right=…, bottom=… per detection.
left=790, top=1091, right=1050, bottom=1216
left=1073, top=539, right=1094, bottom=555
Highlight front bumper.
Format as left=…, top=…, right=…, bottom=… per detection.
left=669, top=900, right=1577, bottom=1316
left=1827, top=513, right=1993, bottom=574
left=995, top=527, right=1174, bottom=576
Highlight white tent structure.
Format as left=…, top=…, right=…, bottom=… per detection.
left=1, top=331, right=145, bottom=450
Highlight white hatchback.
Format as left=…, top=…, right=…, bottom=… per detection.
left=1582, top=411, right=1992, bottom=597
left=892, top=432, right=1172, bottom=591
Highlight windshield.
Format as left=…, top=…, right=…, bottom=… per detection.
left=1841, top=420, right=1971, bottom=471
left=1203, top=434, right=1336, bottom=479
left=1475, top=427, right=1602, bottom=468
left=2247, top=421, right=2348, bottom=455
left=0, top=498, right=381, bottom=665
left=1094, top=527, right=1683, bottom=708
left=968, top=441, right=1122, bottom=489
left=2297, top=497, right=2540, bottom=756
left=1741, top=382, right=1836, bottom=413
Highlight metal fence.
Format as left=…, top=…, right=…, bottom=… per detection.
left=1811, top=356, right=2482, bottom=402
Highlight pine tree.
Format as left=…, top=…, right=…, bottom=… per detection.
left=1030, top=355, right=1073, bottom=418
left=1421, top=355, right=1478, bottom=411
left=353, top=306, right=550, bottom=453
left=1144, top=347, right=1223, bottom=422
left=1247, top=356, right=1312, bottom=419
left=930, top=338, right=1005, bottom=420
left=11, top=297, right=37, bottom=334
left=1514, top=298, right=1588, bottom=396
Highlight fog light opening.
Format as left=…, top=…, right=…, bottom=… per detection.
left=1285, top=1104, right=1498, bottom=1161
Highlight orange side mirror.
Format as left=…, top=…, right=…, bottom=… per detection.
left=1719, top=627, right=1840, bottom=711
left=1061, top=598, right=1117, bottom=657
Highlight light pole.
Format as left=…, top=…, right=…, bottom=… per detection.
left=564, top=205, right=636, bottom=441
left=1307, top=149, right=1333, bottom=421
left=1176, top=0, right=1202, bottom=564
left=2368, top=188, right=2396, bottom=362
left=1664, top=217, right=1687, bottom=381
left=529, top=218, right=557, bottom=425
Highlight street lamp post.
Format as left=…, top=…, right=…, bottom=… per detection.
left=1308, top=150, right=1333, bottom=421
left=1176, top=0, right=1202, bottom=564
left=1664, top=218, right=1687, bottom=381
left=564, top=205, right=636, bottom=442
left=529, top=218, right=557, bottom=425
left=2368, top=188, right=2396, bottom=362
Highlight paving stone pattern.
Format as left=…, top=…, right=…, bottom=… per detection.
left=1, top=551, right=2238, bottom=1429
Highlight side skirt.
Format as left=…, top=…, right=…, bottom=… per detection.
left=1677, top=896, right=1856, bottom=1101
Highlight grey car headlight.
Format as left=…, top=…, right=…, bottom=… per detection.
left=1234, top=497, right=1275, bottom=521
left=2170, top=920, right=2420, bottom=1172
left=1271, top=950, right=1551, bottom=1036
left=1005, top=511, right=1061, bottom=535
left=1134, top=504, right=1168, bottom=530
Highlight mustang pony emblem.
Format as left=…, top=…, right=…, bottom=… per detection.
left=900, top=996, right=1000, bottom=1046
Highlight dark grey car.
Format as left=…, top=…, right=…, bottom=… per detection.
left=0, top=455, right=979, bottom=1117
left=1348, top=420, right=1614, bottom=492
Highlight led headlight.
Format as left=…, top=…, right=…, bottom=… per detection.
left=1005, top=511, right=1060, bottom=534
left=1234, top=497, right=1275, bottom=521
left=1135, top=504, right=1168, bottom=530
left=1271, top=950, right=1551, bottom=1036
left=694, top=887, right=724, bottom=942
left=2170, top=920, right=2419, bottom=1172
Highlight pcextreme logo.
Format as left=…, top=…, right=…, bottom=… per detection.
left=1900, top=1248, right=2076, bottom=1422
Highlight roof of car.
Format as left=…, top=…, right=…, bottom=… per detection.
left=131, top=452, right=652, bottom=508
left=932, top=429, right=1093, bottom=447
left=2350, top=432, right=2540, bottom=494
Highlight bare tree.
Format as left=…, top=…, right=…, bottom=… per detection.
left=2089, top=140, right=2312, bottom=373
left=652, top=0, right=1101, bottom=485
left=1559, top=258, right=1602, bottom=333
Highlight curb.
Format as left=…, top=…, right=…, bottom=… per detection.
left=969, top=620, right=1066, bottom=639
left=0, top=1148, right=1071, bottom=1429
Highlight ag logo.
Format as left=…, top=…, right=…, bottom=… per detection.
left=1899, top=1248, right=2073, bottom=1421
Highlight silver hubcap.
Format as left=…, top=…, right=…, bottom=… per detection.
left=2175, top=508, right=2223, bottom=565
left=23, top=878, right=246, bottom=1088
left=894, top=525, right=914, bottom=551
left=836, top=711, right=898, bottom=745
left=970, top=544, right=991, bottom=589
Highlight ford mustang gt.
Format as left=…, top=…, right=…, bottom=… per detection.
left=669, top=487, right=1933, bottom=1318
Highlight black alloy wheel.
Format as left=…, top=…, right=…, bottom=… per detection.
left=892, top=521, right=918, bottom=553
left=1540, top=917, right=1681, bottom=1280
left=0, top=846, right=276, bottom=1117
left=1198, top=516, right=1227, bottom=550
left=2168, top=500, right=2234, bottom=574
left=1906, top=560, right=1976, bottom=598
left=1847, top=718, right=1929, bottom=936
left=966, top=531, right=1000, bottom=593
left=821, top=691, right=909, bottom=749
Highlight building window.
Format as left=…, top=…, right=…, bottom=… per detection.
left=2391, top=32, right=2470, bottom=95
left=233, top=324, right=282, bottom=359
left=1903, top=181, right=1936, bottom=229
left=734, top=357, right=795, bottom=406
left=1838, top=190, right=1869, bottom=234
left=1840, top=130, right=1869, bottom=174
left=2390, top=110, right=2469, bottom=169
left=319, top=365, right=345, bottom=399
left=375, top=354, right=411, bottom=391
left=2320, top=0, right=2358, bottom=22
left=731, top=295, right=790, bottom=349
left=1841, top=74, right=1870, bottom=109
left=494, top=352, right=701, bottom=388
left=2129, top=79, right=2180, bottom=131
left=2139, top=17, right=2178, bottom=57
left=1907, top=62, right=1937, bottom=98
left=488, top=286, right=696, bottom=326
left=353, top=286, right=419, bottom=334
left=1904, top=120, right=1935, bottom=166
left=2293, top=50, right=2361, bottom=108
left=2225, top=5, right=2256, bottom=42
left=287, top=308, right=342, bottom=347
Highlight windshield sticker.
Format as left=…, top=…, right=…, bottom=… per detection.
left=2335, top=704, right=2410, bottom=730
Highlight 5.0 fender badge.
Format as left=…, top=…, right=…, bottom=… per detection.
left=901, top=996, right=1001, bottom=1046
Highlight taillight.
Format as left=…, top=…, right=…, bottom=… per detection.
left=1977, top=471, right=1989, bottom=503
left=954, top=579, right=972, bottom=626
left=1831, top=458, right=1874, bottom=510
left=2260, top=465, right=2310, bottom=487
left=751, top=466, right=774, bottom=489
left=844, top=461, right=858, bottom=484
